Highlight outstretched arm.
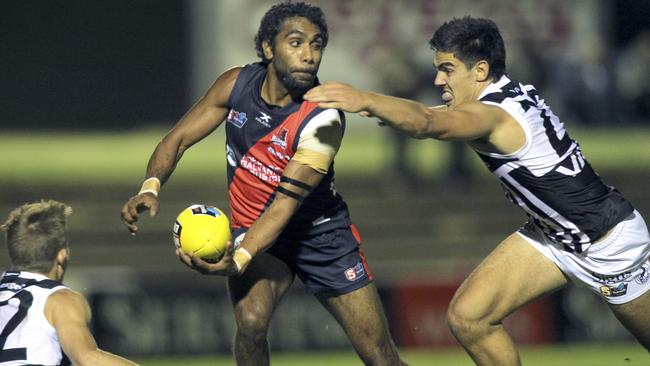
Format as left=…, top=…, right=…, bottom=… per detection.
left=304, top=81, right=503, bottom=141
left=46, top=290, right=138, bottom=366
left=121, top=67, right=241, bottom=234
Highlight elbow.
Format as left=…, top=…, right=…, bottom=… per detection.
left=70, top=350, right=98, bottom=366
left=409, top=130, right=429, bottom=139
left=410, top=116, right=445, bottom=140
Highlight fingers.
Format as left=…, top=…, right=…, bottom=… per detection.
left=190, top=254, right=227, bottom=275
left=149, top=200, right=159, bottom=217
left=176, top=248, right=236, bottom=276
left=120, top=202, right=139, bottom=235
left=176, top=249, right=194, bottom=268
left=311, top=102, right=344, bottom=110
left=120, top=194, right=160, bottom=234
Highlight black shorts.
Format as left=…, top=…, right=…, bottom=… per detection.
left=234, top=225, right=373, bottom=295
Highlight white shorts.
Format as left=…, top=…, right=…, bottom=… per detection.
left=518, top=210, right=650, bottom=304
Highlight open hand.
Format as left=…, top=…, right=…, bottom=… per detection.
left=120, top=193, right=159, bottom=235
left=304, top=81, right=370, bottom=114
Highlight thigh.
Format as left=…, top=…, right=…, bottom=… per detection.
left=275, top=225, right=372, bottom=295
left=228, top=252, right=295, bottom=325
left=609, top=285, right=650, bottom=347
left=451, top=232, right=569, bottom=322
left=316, top=282, right=392, bottom=343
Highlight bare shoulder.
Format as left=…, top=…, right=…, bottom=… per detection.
left=45, top=289, right=90, bottom=325
left=213, top=66, right=244, bottom=90
left=203, top=66, right=244, bottom=104
left=218, top=66, right=243, bottom=84
left=455, top=100, right=506, bottom=117
left=48, top=289, right=85, bottom=306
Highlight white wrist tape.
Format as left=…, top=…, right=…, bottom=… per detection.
left=138, top=177, right=161, bottom=197
left=233, top=247, right=253, bottom=273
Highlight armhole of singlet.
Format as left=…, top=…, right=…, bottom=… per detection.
left=37, top=286, right=69, bottom=337
left=477, top=100, right=533, bottom=159
left=226, top=64, right=255, bottom=109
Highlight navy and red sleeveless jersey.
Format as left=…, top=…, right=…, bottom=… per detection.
left=225, top=62, right=351, bottom=236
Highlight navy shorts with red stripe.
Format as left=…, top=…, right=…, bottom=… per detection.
left=266, top=224, right=374, bottom=295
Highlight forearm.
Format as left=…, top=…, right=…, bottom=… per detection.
left=364, top=93, right=437, bottom=139
left=72, top=349, right=138, bottom=366
left=144, top=138, right=185, bottom=185
left=239, top=195, right=299, bottom=257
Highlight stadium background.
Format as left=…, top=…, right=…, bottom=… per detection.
left=1, top=0, right=649, bottom=364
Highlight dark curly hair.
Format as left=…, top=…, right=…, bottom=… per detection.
left=429, top=17, right=506, bottom=80
left=255, top=1, right=329, bottom=62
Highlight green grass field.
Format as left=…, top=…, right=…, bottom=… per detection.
left=2, top=123, right=650, bottom=186
left=133, top=344, right=648, bottom=366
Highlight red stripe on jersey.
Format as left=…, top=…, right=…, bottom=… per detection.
left=230, top=101, right=320, bottom=229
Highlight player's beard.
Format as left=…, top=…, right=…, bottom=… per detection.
left=276, top=65, right=317, bottom=96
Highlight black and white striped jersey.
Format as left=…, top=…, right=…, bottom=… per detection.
left=0, top=271, right=70, bottom=366
left=475, top=75, right=634, bottom=253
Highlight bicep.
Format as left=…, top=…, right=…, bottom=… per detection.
left=282, top=159, right=327, bottom=191
left=164, top=67, right=241, bottom=149
left=425, top=102, right=505, bottom=141
left=48, top=291, right=98, bottom=360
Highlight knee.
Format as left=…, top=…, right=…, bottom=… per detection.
left=235, top=305, right=271, bottom=340
left=446, top=300, right=493, bottom=342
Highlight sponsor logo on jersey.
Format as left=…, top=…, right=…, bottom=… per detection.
left=0, top=282, right=23, bottom=291
left=344, top=262, right=365, bottom=281
left=227, top=109, right=248, bottom=128
left=635, top=264, right=649, bottom=285
left=591, top=270, right=633, bottom=285
left=267, top=146, right=291, bottom=161
left=599, top=283, right=628, bottom=297
left=239, top=155, right=281, bottom=183
left=226, top=144, right=237, bottom=167
left=255, top=111, right=272, bottom=127
left=271, top=128, right=288, bottom=148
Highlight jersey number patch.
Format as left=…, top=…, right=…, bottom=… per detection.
left=0, top=291, right=33, bottom=362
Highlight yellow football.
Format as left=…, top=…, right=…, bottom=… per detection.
left=172, top=204, right=231, bottom=261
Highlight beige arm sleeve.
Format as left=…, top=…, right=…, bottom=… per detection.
left=292, top=109, right=342, bottom=174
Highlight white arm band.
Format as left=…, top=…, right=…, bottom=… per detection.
left=138, top=177, right=161, bottom=197
left=233, top=247, right=253, bottom=273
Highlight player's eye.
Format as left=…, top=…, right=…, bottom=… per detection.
left=289, top=40, right=301, bottom=47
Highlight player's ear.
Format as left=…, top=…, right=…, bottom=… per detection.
left=474, top=60, right=490, bottom=82
left=56, top=248, right=68, bottom=266
left=262, top=39, right=274, bottom=61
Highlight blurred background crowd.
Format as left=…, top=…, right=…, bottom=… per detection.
left=1, top=0, right=649, bottom=358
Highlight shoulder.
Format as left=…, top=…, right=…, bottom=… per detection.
left=305, top=107, right=342, bottom=126
left=45, top=289, right=90, bottom=325
left=299, top=107, right=343, bottom=137
left=210, top=65, right=244, bottom=91
left=226, top=62, right=268, bottom=86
